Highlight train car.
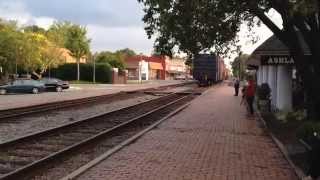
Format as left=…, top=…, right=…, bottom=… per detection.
left=193, top=54, right=223, bottom=86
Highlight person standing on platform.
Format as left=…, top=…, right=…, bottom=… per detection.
left=246, top=79, right=256, bottom=115
left=234, top=78, right=240, bottom=96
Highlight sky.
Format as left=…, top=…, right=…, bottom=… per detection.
left=0, top=0, right=282, bottom=65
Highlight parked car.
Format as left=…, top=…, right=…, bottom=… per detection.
left=0, top=79, right=45, bottom=94
left=39, top=77, right=69, bottom=92
left=174, top=75, right=186, bottom=80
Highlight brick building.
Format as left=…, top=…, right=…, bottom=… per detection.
left=125, top=55, right=166, bottom=80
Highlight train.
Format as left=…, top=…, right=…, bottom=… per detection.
left=192, top=54, right=227, bottom=86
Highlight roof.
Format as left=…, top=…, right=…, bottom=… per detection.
left=252, top=34, right=310, bottom=56
left=247, top=34, right=311, bottom=68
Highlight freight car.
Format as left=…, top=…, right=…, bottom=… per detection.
left=193, top=54, right=225, bottom=86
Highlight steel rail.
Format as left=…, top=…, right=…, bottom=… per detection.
left=0, top=82, right=195, bottom=120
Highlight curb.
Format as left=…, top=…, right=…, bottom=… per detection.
left=255, top=111, right=307, bottom=180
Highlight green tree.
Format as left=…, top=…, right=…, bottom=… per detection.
left=116, top=48, right=136, bottom=57
left=64, top=24, right=90, bottom=81
left=138, top=0, right=320, bottom=120
left=0, top=20, right=22, bottom=75
left=23, top=25, right=46, bottom=34
left=95, top=51, right=125, bottom=70
left=231, top=54, right=250, bottom=80
left=47, top=21, right=73, bottom=47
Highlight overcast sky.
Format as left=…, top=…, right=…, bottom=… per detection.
left=0, top=0, right=282, bottom=64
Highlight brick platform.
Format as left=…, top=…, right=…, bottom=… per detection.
left=77, top=83, right=298, bottom=180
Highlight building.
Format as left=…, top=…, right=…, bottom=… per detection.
left=60, top=48, right=87, bottom=64
left=165, top=57, right=189, bottom=80
left=125, top=55, right=191, bottom=81
left=247, top=35, right=309, bottom=111
left=125, top=55, right=166, bottom=81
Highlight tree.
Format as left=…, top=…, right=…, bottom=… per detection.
left=231, top=54, right=250, bottom=80
left=138, top=0, right=320, bottom=120
left=64, top=24, right=90, bottom=81
left=47, top=21, right=73, bottom=47
left=116, top=48, right=136, bottom=57
left=95, top=51, right=126, bottom=70
left=23, top=25, right=46, bottom=34
left=0, top=20, right=22, bottom=75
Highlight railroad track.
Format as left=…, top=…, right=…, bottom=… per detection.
left=0, top=82, right=195, bottom=120
left=0, top=89, right=202, bottom=180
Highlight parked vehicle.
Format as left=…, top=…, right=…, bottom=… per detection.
left=174, top=75, right=186, bottom=80
left=193, top=54, right=224, bottom=86
left=0, top=79, right=45, bottom=94
left=39, top=77, right=69, bottom=92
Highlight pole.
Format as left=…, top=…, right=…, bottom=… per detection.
left=139, top=54, right=143, bottom=84
left=238, top=52, right=242, bottom=80
left=49, top=65, right=51, bottom=78
left=93, top=56, right=96, bottom=83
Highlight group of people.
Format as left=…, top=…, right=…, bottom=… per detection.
left=233, top=78, right=255, bottom=116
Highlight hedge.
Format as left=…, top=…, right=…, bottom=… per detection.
left=45, top=63, right=112, bottom=83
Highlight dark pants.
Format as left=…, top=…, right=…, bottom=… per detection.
left=234, top=86, right=239, bottom=96
left=246, top=96, right=254, bottom=114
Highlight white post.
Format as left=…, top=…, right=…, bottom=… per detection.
left=257, top=67, right=262, bottom=86
left=262, top=65, right=268, bottom=83
left=268, top=66, right=277, bottom=108
left=276, top=66, right=292, bottom=111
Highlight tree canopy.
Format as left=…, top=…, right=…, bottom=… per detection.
left=47, top=22, right=91, bottom=81
left=230, top=54, right=250, bottom=80
left=95, top=48, right=137, bottom=70
left=0, top=20, right=77, bottom=79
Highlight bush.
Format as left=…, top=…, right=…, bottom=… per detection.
left=95, top=63, right=112, bottom=83
left=257, top=83, right=271, bottom=100
left=46, top=63, right=112, bottom=83
left=297, top=121, right=320, bottom=140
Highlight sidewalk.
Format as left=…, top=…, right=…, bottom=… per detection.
left=77, top=83, right=298, bottom=180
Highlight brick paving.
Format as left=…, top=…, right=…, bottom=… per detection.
left=77, top=83, right=298, bottom=180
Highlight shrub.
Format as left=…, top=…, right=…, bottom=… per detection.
left=46, top=63, right=112, bottom=83
left=297, top=121, right=320, bottom=140
left=257, top=83, right=271, bottom=100
left=95, top=63, right=112, bottom=83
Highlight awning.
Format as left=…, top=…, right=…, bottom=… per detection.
left=149, top=62, right=163, bottom=70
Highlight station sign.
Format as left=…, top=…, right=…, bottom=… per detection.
left=261, top=55, right=295, bottom=65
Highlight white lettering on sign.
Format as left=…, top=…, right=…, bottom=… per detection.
left=267, top=57, right=294, bottom=64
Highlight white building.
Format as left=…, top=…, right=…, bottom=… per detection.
left=247, top=35, right=309, bottom=112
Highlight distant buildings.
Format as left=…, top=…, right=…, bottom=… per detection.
left=125, top=55, right=189, bottom=81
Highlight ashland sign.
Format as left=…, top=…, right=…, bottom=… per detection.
left=261, top=55, right=295, bottom=66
